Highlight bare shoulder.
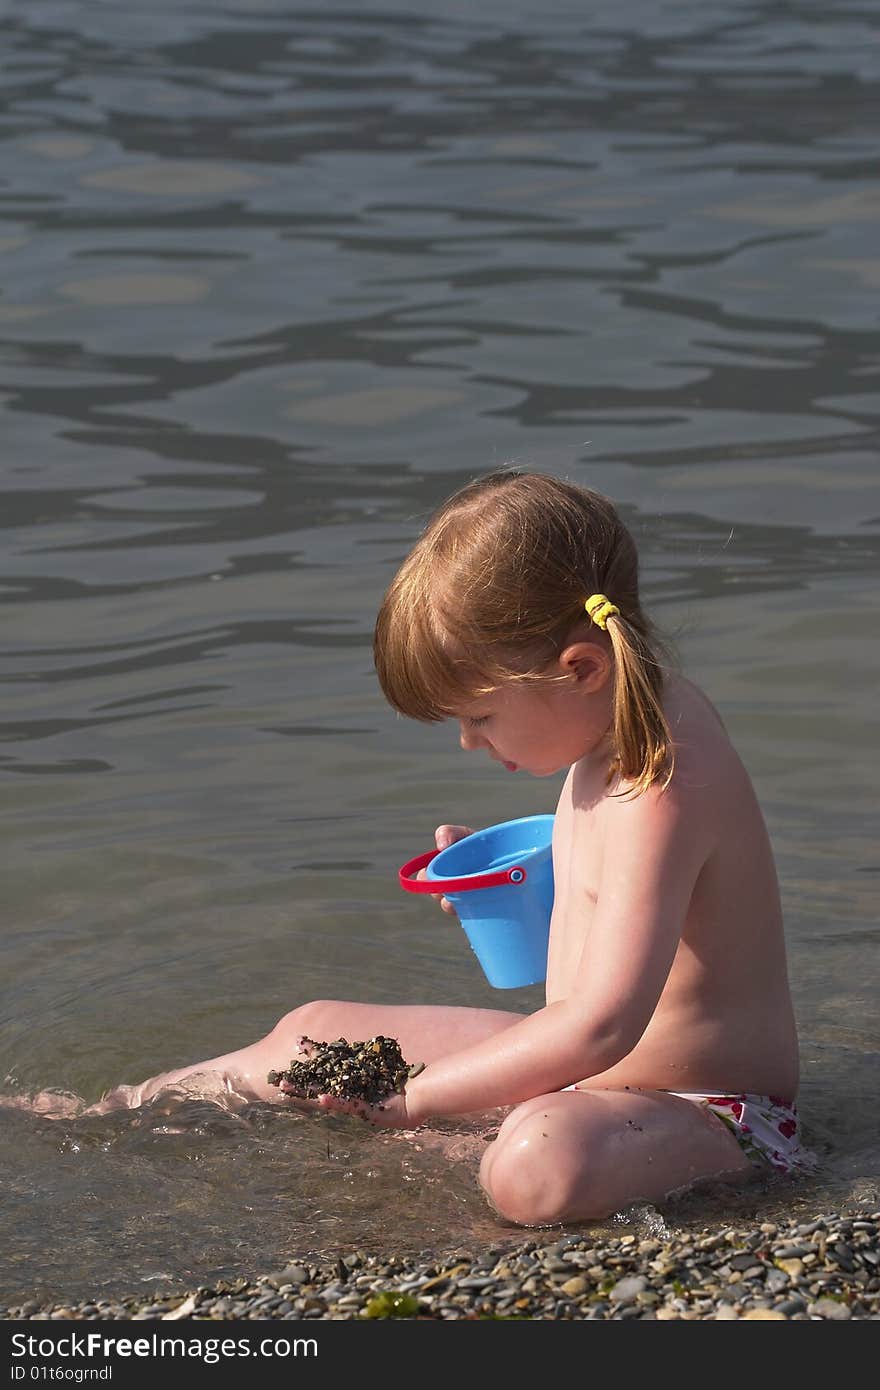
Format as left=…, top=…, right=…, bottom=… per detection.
left=664, top=674, right=744, bottom=775
left=605, top=674, right=751, bottom=832
left=660, top=673, right=766, bottom=839
left=665, top=671, right=727, bottom=734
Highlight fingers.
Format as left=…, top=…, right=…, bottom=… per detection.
left=317, top=1094, right=372, bottom=1123
left=414, top=866, right=443, bottom=904
left=276, top=1081, right=321, bottom=1112
left=276, top=1085, right=375, bottom=1124
left=412, top=825, right=473, bottom=916
left=435, top=828, right=472, bottom=915
left=415, top=864, right=454, bottom=911
left=434, top=824, right=474, bottom=850
left=277, top=1081, right=370, bottom=1123
left=414, top=877, right=456, bottom=913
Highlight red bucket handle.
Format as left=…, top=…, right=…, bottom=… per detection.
left=399, top=849, right=528, bottom=894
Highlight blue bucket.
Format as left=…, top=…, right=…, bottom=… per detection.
left=399, top=815, right=554, bottom=988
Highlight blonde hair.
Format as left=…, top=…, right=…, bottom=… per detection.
left=374, top=470, right=673, bottom=793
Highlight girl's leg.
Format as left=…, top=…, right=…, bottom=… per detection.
left=89, top=999, right=525, bottom=1113
left=479, top=1087, right=754, bottom=1225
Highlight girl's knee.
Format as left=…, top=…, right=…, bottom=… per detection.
left=267, top=999, right=346, bottom=1049
left=479, top=1096, right=594, bottom=1226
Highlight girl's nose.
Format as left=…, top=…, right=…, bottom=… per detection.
left=458, top=722, right=484, bottom=752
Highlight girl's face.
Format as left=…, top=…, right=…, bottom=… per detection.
left=454, top=648, right=612, bottom=778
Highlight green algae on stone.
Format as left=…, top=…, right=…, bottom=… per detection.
left=363, top=1290, right=423, bottom=1319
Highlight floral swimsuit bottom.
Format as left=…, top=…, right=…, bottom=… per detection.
left=673, top=1092, right=818, bottom=1175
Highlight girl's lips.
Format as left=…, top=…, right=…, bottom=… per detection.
left=503, top=760, right=518, bottom=772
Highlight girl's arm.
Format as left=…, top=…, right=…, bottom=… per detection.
left=318, top=780, right=715, bottom=1127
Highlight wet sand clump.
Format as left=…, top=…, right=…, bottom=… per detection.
left=267, top=1036, right=423, bottom=1106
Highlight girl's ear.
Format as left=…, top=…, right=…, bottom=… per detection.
left=557, top=641, right=612, bottom=692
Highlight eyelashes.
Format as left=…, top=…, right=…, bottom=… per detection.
left=467, top=715, right=490, bottom=728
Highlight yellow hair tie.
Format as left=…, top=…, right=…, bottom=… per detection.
left=585, top=593, right=620, bottom=630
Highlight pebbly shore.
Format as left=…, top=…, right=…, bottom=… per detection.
left=2, top=1211, right=878, bottom=1321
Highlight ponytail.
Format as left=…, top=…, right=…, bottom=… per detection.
left=605, top=615, right=674, bottom=794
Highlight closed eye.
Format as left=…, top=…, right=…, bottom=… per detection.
left=467, top=715, right=490, bottom=728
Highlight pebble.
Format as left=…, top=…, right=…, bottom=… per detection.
left=610, top=1275, right=647, bottom=1304
left=560, top=1276, right=589, bottom=1296
left=2, top=1211, right=877, bottom=1322
left=810, top=1297, right=851, bottom=1320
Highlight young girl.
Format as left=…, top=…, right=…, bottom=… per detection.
left=85, top=470, right=815, bottom=1224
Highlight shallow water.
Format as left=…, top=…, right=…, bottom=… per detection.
left=1, top=0, right=878, bottom=1305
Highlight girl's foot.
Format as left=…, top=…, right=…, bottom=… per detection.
left=0, top=1089, right=83, bottom=1119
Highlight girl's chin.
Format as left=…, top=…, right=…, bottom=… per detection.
left=498, top=758, right=564, bottom=777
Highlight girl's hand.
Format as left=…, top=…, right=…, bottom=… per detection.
left=416, top=824, right=474, bottom=914
left=280, top=1082, right=415, bottom=1129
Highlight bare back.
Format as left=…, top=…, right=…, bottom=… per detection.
left=546, top=674, right=800, bottom=1097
